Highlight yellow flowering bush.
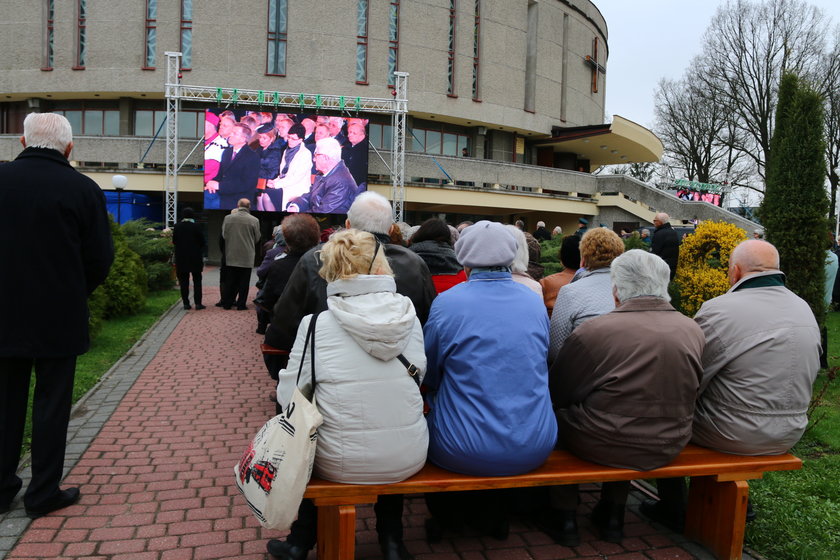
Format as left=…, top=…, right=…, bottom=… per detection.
left=675, top=221, right=747, bottom=316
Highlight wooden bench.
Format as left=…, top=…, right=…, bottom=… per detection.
left=302, top=444, right=801, bottom=560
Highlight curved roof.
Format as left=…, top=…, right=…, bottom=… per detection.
left=533, top=115, right=664, bottom=171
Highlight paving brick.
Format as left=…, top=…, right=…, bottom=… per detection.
left=62, top=516, right=110, bottom=529
left=161, top=549, right=194, bottom=560
left=90, top=526, right=136, bottom=541
left=98, top=538, right=148, bottom=554
left=7, top=543, right=66, bottom=557
left=194, top=542, right=242, bottom=559
left=180, top=531, right=226, bottom=548
left=63, top=541, right=97, bottom=556
left=168, top=520, right=214, bottom=536
left=646, top=548, right=698, bottom=560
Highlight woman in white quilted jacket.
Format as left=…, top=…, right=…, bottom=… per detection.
left=267, top=228, right=428, bottom=560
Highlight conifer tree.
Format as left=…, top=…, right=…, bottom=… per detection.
left=759, top=72, right=830, bottom=326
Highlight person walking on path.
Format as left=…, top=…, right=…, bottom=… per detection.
left=172, top=207, right=207, bottom=310
left=220, top=198, right=261, bottom=310
left=0, top=112, right=113, bottom=518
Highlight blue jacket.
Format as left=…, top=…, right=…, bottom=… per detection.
left=423, top=270, right=557, bottom=476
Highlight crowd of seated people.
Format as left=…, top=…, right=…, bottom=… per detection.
left=255, top=205, right=820, bottom=560
left=203, top=110, right=368, bottom=214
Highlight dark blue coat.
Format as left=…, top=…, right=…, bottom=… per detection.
left=213, top=145, right=261, bottom=209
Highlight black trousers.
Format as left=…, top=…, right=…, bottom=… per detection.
left=176, top=265, right=203, bottom=307
left=221, top=266, right=251, bottom=308
left=287, top=494, right=405, bottom=550
left=0, top=356, right=75, bottom=509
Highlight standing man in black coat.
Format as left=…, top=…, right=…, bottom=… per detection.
left=0, top=113, right=114, bottom=518
left=651, top=212, right=680, bottom=280
left=172, top=207, right=206, bottom=310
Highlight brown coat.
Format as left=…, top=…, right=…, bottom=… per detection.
left=550, top=297, right=704, bottom=470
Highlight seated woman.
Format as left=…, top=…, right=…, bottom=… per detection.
left=422, top=221, right=557, bottom=540
left=267, top=229, right=428, bottom=560
left=548, top=228, right=624, bottom=363
left=408, top=217, right=466, bottom=293
left=539, top=235, right=581, bottom=317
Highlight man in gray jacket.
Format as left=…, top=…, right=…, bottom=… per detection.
left=220, top=199, right=261, bottom=310
left=642, top=239, right=820, bottom=529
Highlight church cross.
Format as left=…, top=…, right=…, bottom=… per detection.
left=584, top=37, right=606, bottom=93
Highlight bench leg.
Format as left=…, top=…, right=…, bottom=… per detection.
left=316, top=504, right=356, bottom=560
left=685, top=476, right=749, bottom=560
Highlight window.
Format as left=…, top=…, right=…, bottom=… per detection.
left=180, top=0, right=192, bottom=70
left=447, top=0, right=456, bottom=96
left=369, top=123, right=393, bottom=151
left=55, top=109, right=120, bottom=136
left=74, top=0, right=87, bottom=69
left=412, top=126, right=469, bottom=156
left=388, top=0, right=400, bottom=87
left=144, top=0, right=157, bottom=69
left=472, top=0, right=481, bottom=101
left=356, top=0, right=369, bottom=83
left=134, top=109, right=203, bottom=138
left=42, top=0, right=54, bottom=70
left=266, top=0, right=288, bottom=76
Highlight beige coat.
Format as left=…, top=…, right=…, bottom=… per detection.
left=222, top=208, right=261, bottom=268
left=692, top=272, right=820, bottom=455
left=550, top=297, right=704, bottom=471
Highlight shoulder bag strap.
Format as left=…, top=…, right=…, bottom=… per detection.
left=396, top=354, right=420, bottom=387
left=294, top=312, right=320, bottom=390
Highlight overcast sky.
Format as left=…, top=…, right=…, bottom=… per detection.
left=595, top=0, right=840, bottom=130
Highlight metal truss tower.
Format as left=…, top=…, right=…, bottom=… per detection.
left=163, top=52, right=408, bottom=225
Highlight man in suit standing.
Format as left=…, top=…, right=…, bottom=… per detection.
left=221, top=198, right=261, bottom=310
left=0, top=113, right=114, bottom=518
left=206, top=123, right=260, bottom=210
left=172, top=207, right=206, bottom=310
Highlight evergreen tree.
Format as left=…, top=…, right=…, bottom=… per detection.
left=759, top=73, right=830, bottom=326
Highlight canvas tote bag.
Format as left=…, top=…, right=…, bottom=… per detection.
left=234, top=313, right=323, bottom=529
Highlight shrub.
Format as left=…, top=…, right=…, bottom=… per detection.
left=674, top=221, right=746, bottom=316
left=623, top=231, right=649, bottom=252
left=87, top=286, right=108, bottom=342
left=121, top=218, right=175, bottom=291
left=97, top=219, right=148, bottom=317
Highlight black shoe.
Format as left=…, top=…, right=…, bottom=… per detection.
left=0, top=501, right=11, bottom=514
left=379, top=534, right=413, bottom=560
left=222, top=306, right=232, bottom=310
left=590, top=500, right=624, bottom=543
left=25, top=488, right=81, bottom=519
left=639, top=498, right=685, bottom=533
left=256, top=325, right=267, bottom=335
left=746, top=500, right=757, bottom=523
left=195, top=304, right=206, bottom=310
left=214, top=301, right=224, bottom=307
left=236, top=305, right=248, bottom=310
left=183, top=304, right=192, bottom=310
left=535, top=509, right=579, bottom=547
left=266, top=539, right=309, bottom=560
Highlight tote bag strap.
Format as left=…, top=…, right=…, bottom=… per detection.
left=396, top=353, right=421, bottom=387
left=294, top=312, right=320, bottom=397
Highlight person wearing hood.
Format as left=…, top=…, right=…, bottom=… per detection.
left=267, top=229, right=428, bottom=560
left=408, top=217, right=466, bottom=293
left=421, top=220, right=557, bottom=542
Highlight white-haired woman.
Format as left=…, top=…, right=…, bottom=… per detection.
left=267, top=229, right=428, bottom=560
left=504, top=224, right=543, bottom=296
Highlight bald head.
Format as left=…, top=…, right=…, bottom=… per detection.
left=728, top=240, right=780, bottom=286
left=237, top=198, right=251, bottom=209
left=653, top=212, right=669, bottom=227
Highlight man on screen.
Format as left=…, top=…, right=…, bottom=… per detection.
left=206, top=122, right=260, bottom=209
left=271, top=123, right=312, bottom=210
left=288, top=137, right=357, bottom=214
left=343, top=122, right=369, bottom=187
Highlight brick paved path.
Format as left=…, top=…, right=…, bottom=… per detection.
left=0, top=277, right=741, bottom=560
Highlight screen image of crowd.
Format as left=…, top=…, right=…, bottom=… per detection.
left=204, top=109, right=369, bottom=215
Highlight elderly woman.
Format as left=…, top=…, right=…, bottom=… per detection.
left=409, top=218, right=466, bottom=293
left=548, top=228, right=624, bottom=362
left=266, top=229, right=428, bottom=560
left=422, top=221, right=556, bottom=541
left=504, top=224, right=542, bottom=296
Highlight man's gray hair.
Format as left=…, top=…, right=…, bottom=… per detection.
left=611, top=249, right=671, bottom=303
left=315, top=137, right=342, bottom=162
left=23, top=113, right=73, bottom=152
left=504, top=224, right=530, bottom=273
left=347, top=191, right=394, bottom=234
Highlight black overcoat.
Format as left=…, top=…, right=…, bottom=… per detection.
left=0, top=147, right=114, bottom=357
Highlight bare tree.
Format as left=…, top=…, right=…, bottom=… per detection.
left=818, top=30, right=840, bottom=219
left=700, top=0, right=828, bottom=185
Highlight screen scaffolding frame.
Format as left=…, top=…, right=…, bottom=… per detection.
left=163, top=51, right=408, bottom=227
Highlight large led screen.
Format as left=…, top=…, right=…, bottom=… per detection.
left=204, top=109, right=369, bottom=214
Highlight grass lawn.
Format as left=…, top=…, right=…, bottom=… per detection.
left=21, top=289, right=180, bottom=456
left=745, top=311, right=840, bottom=559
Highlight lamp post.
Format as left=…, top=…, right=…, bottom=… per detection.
left=112, top=174, right=127, bottom=224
